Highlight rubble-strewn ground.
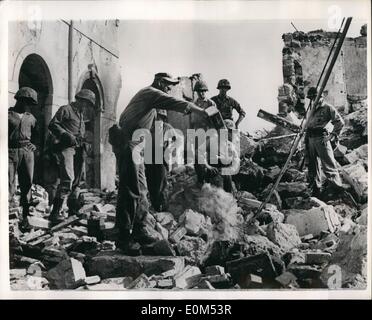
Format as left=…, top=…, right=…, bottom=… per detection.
left=9, top=113, right=368, bottom=290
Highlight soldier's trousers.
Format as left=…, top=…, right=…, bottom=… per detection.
left=8, top=147, right=34, bottom=206
left=116, top=141, right=149, bottom=233
left=145, top=164, right=168, bottom=212
left=55, top=146, right=84, bottom=200
left=307, top=136, right=343, bottom=190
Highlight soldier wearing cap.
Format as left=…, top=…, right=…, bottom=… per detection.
left=116, top=72, right=208, bottom=252
left=211, top=79, right=246, bottom=128
left=305, top=86, right=345, bottom=196
left=9, top=87, right=39, bottom=230
left=48, top=88, right=96, bottom=224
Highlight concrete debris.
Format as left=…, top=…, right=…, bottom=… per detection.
left=174, top=265, right=202, bottom=289
left=266, top=222, right=301, bottom=251
left=9, top=77, right=368, bottom=292
left=341, top=162, right=368, bottom=203
left=46, top=257, right=86, bottom=289
left=284, top=205, right=341, bottom=237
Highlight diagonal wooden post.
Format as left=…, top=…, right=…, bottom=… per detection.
left=254, top=17, right=353, bottom=218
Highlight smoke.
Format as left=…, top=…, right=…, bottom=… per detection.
left=197, top=183, right=242, bottom=242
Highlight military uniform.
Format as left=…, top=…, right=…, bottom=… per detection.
left=306, top=100, right=344, bottom=192
left=8, top=87, right=39, bottom=225
left=211, top=94, right=246, bottom=121
left=49, top=103, right=86, bottom=202
left=8, top=110, right=37, bottom=207
left=117, top=84, right=194, bottom=242
left=48, top=89, right=95, bottom=222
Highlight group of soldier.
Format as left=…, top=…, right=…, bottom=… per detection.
left=9, top=72, right=346, bottom=253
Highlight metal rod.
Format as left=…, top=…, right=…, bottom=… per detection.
left=291, top=22, right=299, bottom=32
left=254, top=17, right=352, bottom=218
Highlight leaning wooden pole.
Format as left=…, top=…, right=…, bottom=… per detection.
left=254, top=17, right=352, bottom=217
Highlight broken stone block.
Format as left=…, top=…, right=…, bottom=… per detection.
left=202, top=240, right=244, bottom=267
left=142, top=212, right=157, bottom=229
left=46, top=257, right=86, bottom=289
left=276, top=182, right=311, bottom=199
left=256, top=209, right=285, bottom=224
left=205, top=265, right=225, bottom=276
left=227, top=253, right=279, bottom=283
left=153, top=240, right=176, bottom=256
left=240, top=134, right=258, bottom=158
left=201, top=273, right=232, bottom=289
left=169, top=226, right=187, bottom=243
left=196, top=279, right=215, bottom=290
left=320, top=224, right=367, bottom=288
left=341, top=162, right=368, bottom=203
left=27, top=216, right=51, bottom=230
left=284, top=205, right=341, bottom=237
left=126, top=274, right=151, bottom=289
left=86, top=252, right=185, bottom=279
left=10, top=268, right=27, bottom=280
left=238, top=273, right=263, bottom=289
left=287, top=264, right=322, bottom=280
left=283, top=196, right=327, bottom=210
left=266, top=222, right=301, bottom=251
left=282, top=250, right=306, bottom=266
left=275, top=272, right=297, bottom=288
left=178, top=209, right=205, bottom=236
left=70, top=226, right=88, bottom=237
left=153, top=212, right=176, bottom=230
left=232, top=159, right=265, bottom=193
left=243, top=235, right=283, bottom=259
left=155, top=222, right=169, bottom=240
left=176, top=236, right=208, bottom=266
left=339, top=106, right=368, bottom=149
left=85, top=276, right=132, bottom=290
left=356, top=207, right=367, bottom=226
left=305, top=252, right=332, bottom=265
left=84, top=275, right=101, bottom=285
left=174, top=265, right=202, bottom=289
left=156, top=278, right=174, bottom=289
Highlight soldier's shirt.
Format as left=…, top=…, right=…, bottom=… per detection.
left=191, top=97, right=216, bottom=130
left=211, top=94, right=246, bottom=120
left=306, top=101, right=344, bottom=136
left=8, top=110, right=37, bottom=146
left=119, top=86, right=193, bottom=144
left=49, top=102, right=85, bottom=139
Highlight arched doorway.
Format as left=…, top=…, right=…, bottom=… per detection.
left=78, top=73, right=104, bottom=189
left=18, top=54, right=53, bottom=186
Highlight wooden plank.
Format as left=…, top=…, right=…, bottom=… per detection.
left=50, top=215, right=80, bottom=232
left=257, top=109, right=300, bottom=133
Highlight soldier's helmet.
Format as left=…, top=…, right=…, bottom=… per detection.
left=194, top=80, right=209, bottom=92
left=217, top=79, right=231, bottom=90
left=307, top=86, right=318, bottom=99
left=14, top=87, right=38, bottom=105
left=223, top=119, right=235, bottom=130
left=75, top=89, right=96, bottom=106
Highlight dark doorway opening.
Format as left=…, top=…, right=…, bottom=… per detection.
left=18, top=54, right=53, bottom=186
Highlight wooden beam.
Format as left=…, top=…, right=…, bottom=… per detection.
left=257, top=109, right=300, bottom=133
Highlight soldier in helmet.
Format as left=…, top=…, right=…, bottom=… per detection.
left=305, top=86, right=345, bottom=197
left=191, top=80, right=216, bottom=130
left=211, top=79, right=246, bottom=129
left=48, top=88, right=96, bottom=224
left=9, top=87, right=39, bottom=230
left=191, top=80, right=217, bottom=183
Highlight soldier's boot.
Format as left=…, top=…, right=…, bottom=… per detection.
left=49, top=197, right=65, bottom=225
left=115, top=229, right=131, bottom=254
left=20, top=204, right=31, bottom=232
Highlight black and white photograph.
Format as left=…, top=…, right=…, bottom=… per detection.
left=0, top=0, right=370, bottom=299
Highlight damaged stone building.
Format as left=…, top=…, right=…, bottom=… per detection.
left=8, top=20, right=122, bottom=192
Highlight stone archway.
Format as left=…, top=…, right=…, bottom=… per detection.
left=76, top=68, right=104, bottom=189
left=18, top=53, right=53, bottom=185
